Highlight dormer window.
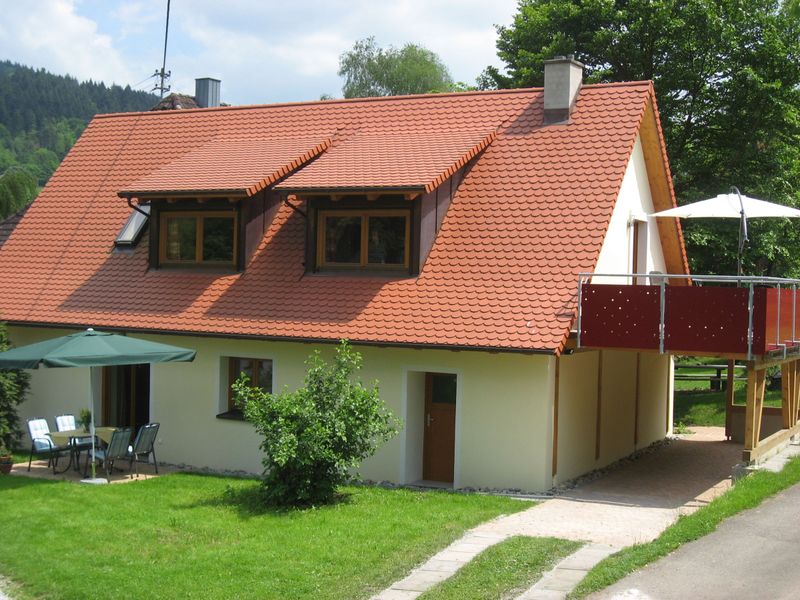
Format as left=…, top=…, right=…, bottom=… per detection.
left=318, top=209, right=410, bottom=270
left=158, top=210, right=237, bottom=267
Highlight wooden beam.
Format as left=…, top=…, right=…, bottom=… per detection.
left=634, top=353, right=641, bottom=447
left=795, top=360, right=800, bottom=423
left=639, top=100, right=689, bottom=281
left=782, top=361, right=793, bottom=429
left=595, top=351, right=603, bottom=461
left=552, top=357, right=560, bottom=478
left=665, top=355, right=672, bottom=433
left=743, top=421, right=800, bottom=462
left=725, top=359, right=735, bottom=440
left=744, top=364, right=766, bottom=451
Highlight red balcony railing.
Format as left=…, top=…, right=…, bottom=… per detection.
left=577, top=274, right=800, bottom=359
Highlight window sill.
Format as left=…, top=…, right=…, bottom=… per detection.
left=216, top=410, right=247, bottom=422
left=308, top=269, right=416, bottom=279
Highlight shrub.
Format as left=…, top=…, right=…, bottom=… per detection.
left=233, top=340, right=400, bottom=506
left=0, top=323, right=29, bottom=451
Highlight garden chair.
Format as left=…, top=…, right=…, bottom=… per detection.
left=55, top=413, right=93, bottom=464
left=127, top=423, right=160, bottom=478
left=86, top=427, right=132, bottom=479
left=26, top=418, right=70, bottom=474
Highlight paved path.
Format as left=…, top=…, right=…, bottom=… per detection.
left=373, top=428, right=740, bottom=600
left=518, top=544, right=617, bottom=600
left=591, top=477, right=800, bottom=600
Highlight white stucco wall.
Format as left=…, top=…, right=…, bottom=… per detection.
left=9, top=326, right=556, bottom=492
left=594, top=135, right=667, bottom=283
left=555, top=349, right=672, bottom=484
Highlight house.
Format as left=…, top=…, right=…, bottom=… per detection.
left=0, top=58, right=691, bottom=491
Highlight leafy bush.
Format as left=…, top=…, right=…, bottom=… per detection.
left=0, top=323, right=29, bottom=451
left=233, top=340, right=400, bottom=506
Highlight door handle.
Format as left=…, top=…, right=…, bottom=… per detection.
left=426, top=414, right=434, bottom=427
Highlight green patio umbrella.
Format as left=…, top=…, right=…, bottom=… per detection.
left=0, top=328, right=196, bottom=482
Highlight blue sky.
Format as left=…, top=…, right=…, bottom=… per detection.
left=0, top=0, right=518, bottom=105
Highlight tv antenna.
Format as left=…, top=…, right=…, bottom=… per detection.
left=152, top=0, right=172, bottom=97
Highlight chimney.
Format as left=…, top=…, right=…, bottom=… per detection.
left=543, top=55, right=583, bottom=124
left=195, top=77, right=221, bottom=108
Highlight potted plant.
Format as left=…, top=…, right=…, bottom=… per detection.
left=0, top=445, right=12, bottom=475
left=78, top=409, right=92, bottom=432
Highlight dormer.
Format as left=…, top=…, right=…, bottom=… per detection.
left=117, top=136, right=330, bottom=271
left=275, top=129, right=497, bottom=275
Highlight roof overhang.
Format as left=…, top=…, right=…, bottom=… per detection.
left=118, top=135, right=332, bottom=199
left=275, top=129, right=497, bottom=196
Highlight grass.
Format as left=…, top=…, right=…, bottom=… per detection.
left=570, top=455, right=800, bottom=598
left=419, top=536, right=580, bottom=600
left=0, top=473, right=528, bottom=600
left=673, top=385, right=782, bottom=427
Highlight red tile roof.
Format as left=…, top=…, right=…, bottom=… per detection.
left=120, top=136, right=331, bottom=197
left=276, top=130, right=496, bottom=193
left=0, top=83, right=676, bottom=353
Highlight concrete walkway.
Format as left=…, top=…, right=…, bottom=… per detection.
left=518, top=544, right=617, bottom=600
left=373, top=428, right=740, bottom=600
left=591, top=465, right=800, bottom=599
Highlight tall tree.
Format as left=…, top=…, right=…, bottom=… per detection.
left=484, top=0, right=800, bottom=276
left=339, top=37, right=454, bottom=98
left=0, top=167, right=37, bottom=220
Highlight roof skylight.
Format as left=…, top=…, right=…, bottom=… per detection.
left=114, top=204, right=150, bottom=247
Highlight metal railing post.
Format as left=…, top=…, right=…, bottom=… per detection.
left=747, top=283, right=755, bottom=360
left=793, top=284, right=797, bottom=344
left=776, top=284, right=787, bottom=357
left=659, top=280, right=666, bottom=354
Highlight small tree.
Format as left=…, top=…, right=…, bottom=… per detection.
left=0, top=323, right=29, bottom=451
left=233, top=340, right=400, bottom=506
left=338, top=37, right=455, bottom=98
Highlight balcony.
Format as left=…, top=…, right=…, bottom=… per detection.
left=577, top=273, right=800, bottom=464
left=577, top=274, right=800, bottom=360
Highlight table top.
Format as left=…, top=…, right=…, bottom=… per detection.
left=50, top=427, right=116, bottom=444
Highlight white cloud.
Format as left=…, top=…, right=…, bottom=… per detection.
left=0, top=0, right=518, bottom=103
left=0, top=0, right=133, bottom=85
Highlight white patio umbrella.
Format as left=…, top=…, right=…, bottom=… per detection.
left=652, top=187, right=800, bottom=275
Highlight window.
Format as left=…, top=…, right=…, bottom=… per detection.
left=158, top=211, right=237, bottom=266
left=223, top=357, right=273, bottom=417
left=317, top=209, right=410, bottom=269
left=115, top=204, right=150, bottom=247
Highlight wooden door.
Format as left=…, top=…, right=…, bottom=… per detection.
left=423, top=373, right=457, bottom=483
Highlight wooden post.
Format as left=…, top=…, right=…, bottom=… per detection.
left=744, top=364, right=766, bottom=452
left=725, top=359, right=735, bottom=440
left=782, top=361, right=792, bottom=429
left=792, top=360, right=800, bottom=427
left=552, top=357, right=560, bottom=478
left=634, top=353, right=641, bottom=447
left=595, top=351, right=603, bottom=461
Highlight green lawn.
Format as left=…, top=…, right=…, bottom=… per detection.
left=420, top=536, right=580, bottom=600
left=674, top=384, right=782, bottom=428
left=570, top=456, right=800, bottom=598
left=0, top=474, right=528, bottom=600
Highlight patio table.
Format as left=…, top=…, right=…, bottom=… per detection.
left=49, top=427, right=118, bottom=474
left=50, top=427, right=117, bottom=446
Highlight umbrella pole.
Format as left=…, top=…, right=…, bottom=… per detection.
left=90, top=366, right=97, bottom=480
left=733, top=186, right=748, bottom=278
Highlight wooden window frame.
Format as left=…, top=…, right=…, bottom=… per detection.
left=158, top=210, right=238, bottom=267
left=225, top=356, right=274, bottom=414
left=316, top=209, right=411, bottom=270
